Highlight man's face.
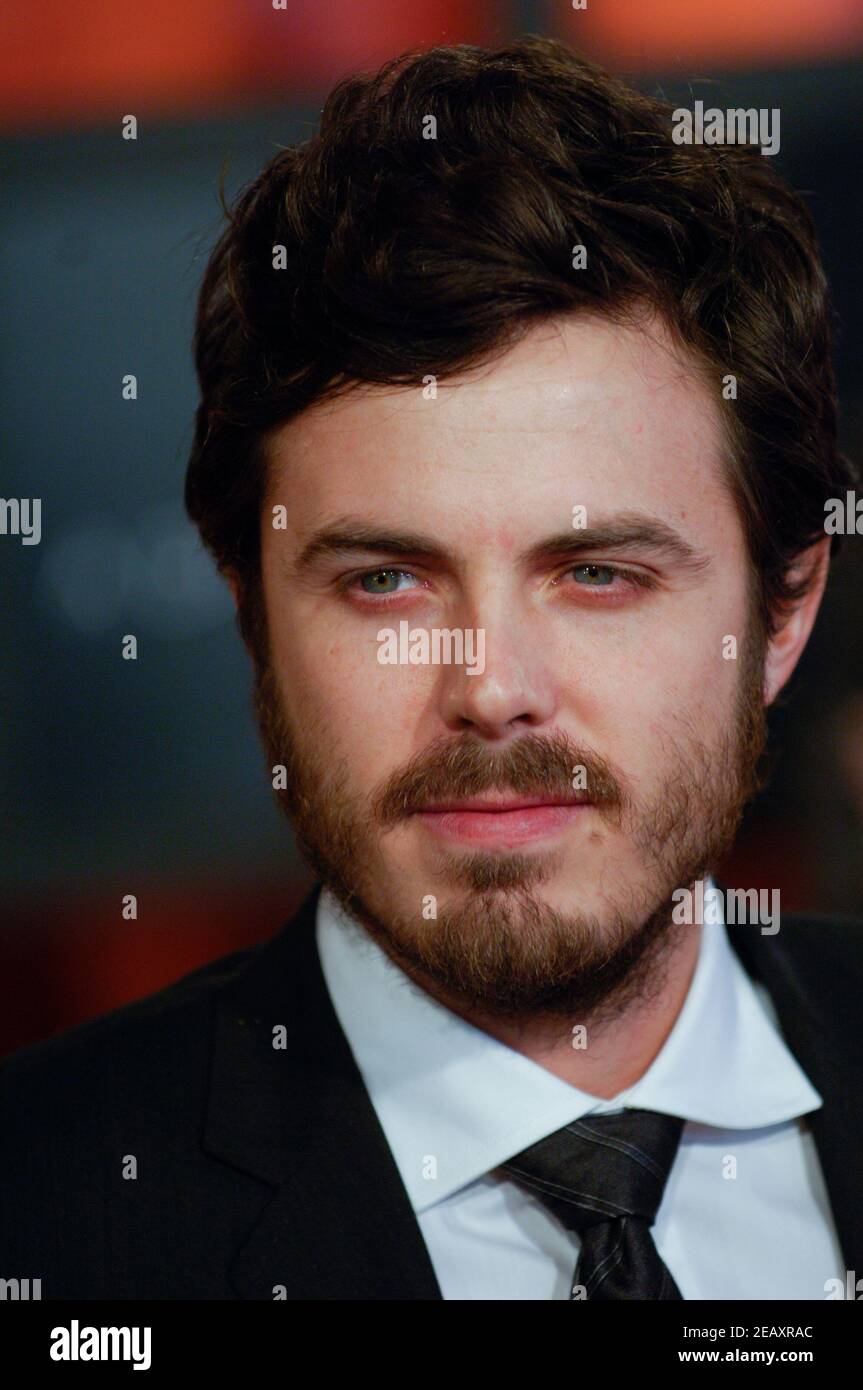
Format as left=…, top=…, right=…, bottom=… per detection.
left=253, top=312, right=767, bottom=1026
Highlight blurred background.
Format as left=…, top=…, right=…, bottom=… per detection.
left=1, top=0, right=861, bottom=1056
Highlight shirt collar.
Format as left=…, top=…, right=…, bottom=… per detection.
left=315, top=881, right=821, bottom=1213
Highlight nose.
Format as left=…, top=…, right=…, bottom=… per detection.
left=438, top=599, right=558, bottom=740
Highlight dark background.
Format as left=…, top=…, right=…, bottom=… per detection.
left=2, top=0, right=861, bottom=1055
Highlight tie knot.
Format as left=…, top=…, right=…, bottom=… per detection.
left=501, top=1107, right=684, bottom=1234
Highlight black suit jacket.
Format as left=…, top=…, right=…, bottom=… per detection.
left=1, top=882, right=861, bottom=1300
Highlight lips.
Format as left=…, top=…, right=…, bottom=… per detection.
left=411, top=795, right=593, bottom=847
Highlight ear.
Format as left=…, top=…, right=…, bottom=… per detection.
left=763, top=538, right=831, bottom=705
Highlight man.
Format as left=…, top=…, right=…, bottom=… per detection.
left=1, top=37, right=860, bottom=1300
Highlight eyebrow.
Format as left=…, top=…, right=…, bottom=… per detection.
left=292, top=512, right=711, bottom=577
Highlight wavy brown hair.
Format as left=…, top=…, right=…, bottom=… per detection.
left=185, top=35, right=856, bottom=653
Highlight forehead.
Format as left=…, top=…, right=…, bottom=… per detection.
left=263, top=311, right=733, bottom=539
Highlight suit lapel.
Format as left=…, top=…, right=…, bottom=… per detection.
left=203, top=885, right=443, bottom=1300
left=726, top=907, right=863, bottom=1276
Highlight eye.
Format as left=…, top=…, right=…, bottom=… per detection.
left=348, top=568, right=421, bottom=597
left=571, top=563, right=617, bottom=587
left=559, top=563, right=655, bottom=597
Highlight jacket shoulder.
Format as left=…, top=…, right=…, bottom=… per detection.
left=0, top=930, right=305, bottom=1297
left=772, top=909, right=863, bottom=965
left=0, top=938, right=263, bottom=1087
left=727, top=906, right=863, bottom=1031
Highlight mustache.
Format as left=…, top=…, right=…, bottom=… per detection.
left=373, top=729, right=626, bottom=827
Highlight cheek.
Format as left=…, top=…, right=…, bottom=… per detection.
left=559, top=627, right=739, bottom=785
left=271, top=619, right=425, bottom=781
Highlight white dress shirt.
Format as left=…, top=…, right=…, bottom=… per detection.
left=315, top=881, right=846, bottom=1299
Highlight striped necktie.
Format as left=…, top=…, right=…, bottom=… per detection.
left=502, top=1108, right=685, bottom=1299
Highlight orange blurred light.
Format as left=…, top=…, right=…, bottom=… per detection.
left=0, top=0, right=499, bottom=131
left=559, top=0, right=863, bottom=70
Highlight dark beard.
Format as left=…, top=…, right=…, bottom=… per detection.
left=248, top=609, right=769, bottom=1035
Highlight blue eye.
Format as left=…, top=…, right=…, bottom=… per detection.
left=572, top=563, right=616, bottom=586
